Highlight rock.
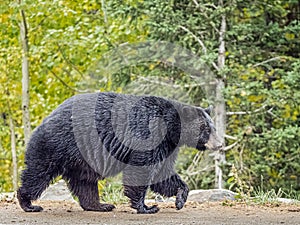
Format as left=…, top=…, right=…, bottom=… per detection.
left=0, top=192, right=15, bottom=202
left=276, top=198, right=300, bottom=204
left=188, top=189, right=237, bottom=203
left=41, top=180, right=75, bottom=202
left=145, top=196, right=175, bottom=204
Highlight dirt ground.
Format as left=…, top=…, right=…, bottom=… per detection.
left=0, top=200, right=299, bottom=225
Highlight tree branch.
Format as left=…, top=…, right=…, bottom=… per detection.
left=226, top=105, right=269, bottom=115
left=178, top=25, right=219, bottom=71
left=204, top=3, right=218, bottom=9
left=267, top=107, right=283, bottom=120
left=188, top=166, right=215, bottom=176
left=57, top=43, right=84, bottom=78
left=48, top=70, right=88, bottom=93
left=253, top=56, right=284, bottom=68
left=101, top=0, right=108, bottom=24
left=0, top=138, right=4, bottom=152
left=31, top=15, right=49, bottom=32
left=192, top=0, right=199, bottom=7
left=225, top=134, right=238, bottom=140
left=136, top=75, right=212, bottom=88
left=224, top=141, right=239, bottom=151
left=179, top=25, right=207, bottom=54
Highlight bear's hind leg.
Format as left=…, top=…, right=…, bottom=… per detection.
left=18, top=165, right=57, bottom=212
left=67, top=178, right=115, bottom=212
left=17, top=189, right=43, bottom=212
left=150, top=174, right=189, bottom=210
left=124, top=185, right=159, bottom=214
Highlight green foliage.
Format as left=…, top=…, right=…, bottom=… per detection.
left=224, top=0, right=300, bottom=195
left=0, top=0, right=147, bottom=192
left=98, top=177, right=128, bottom=204
left=0, top=0, right=299, bottom=200
left=252, top=186, right=300, bottom=204
left=177, top=149, right=216, bottom=190
left=127, top=0, right=300, bottom=196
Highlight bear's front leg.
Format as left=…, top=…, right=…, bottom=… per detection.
left=175, top=185, right=189, bottom=210
left=150, top=174, right=189, bottom=210
left=124, top=185, right=159, bottom=214
left=66, top=178, right=115, bottom=212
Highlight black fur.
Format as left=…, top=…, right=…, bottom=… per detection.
left=17, top=92, right=221, bottom=214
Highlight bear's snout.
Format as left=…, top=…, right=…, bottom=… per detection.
left=204, top=132, right=224, bottom=151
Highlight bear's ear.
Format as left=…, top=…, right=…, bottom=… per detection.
left=204, top=105, right=213, bottom=115
left=182, top=106, right=191, bottom=117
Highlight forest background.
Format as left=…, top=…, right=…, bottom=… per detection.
left=0, top=0, right=299, bottom=200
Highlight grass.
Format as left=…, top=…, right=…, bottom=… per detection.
left=252, top=188, right=285, bottom=204
left=236, top=187, right=300, bottom=205
left=227, top=171, right=300, bottom=206
left=70, top=171, right=300, bottom=206
left=98, top=176, right=161, bottom=205
left=99, top=180, right=128, bottom=204
left=99, top=178, right=300, bottom=206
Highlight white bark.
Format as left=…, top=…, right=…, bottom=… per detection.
left=19, top=3, right=31, bottom=145
left=101, top=0, right=108, bottom=24
left=214, top=1, right=227, bottom=189
left=214, top=79, right=226, bottom=189
left=9, top=117, right=18, bottom=191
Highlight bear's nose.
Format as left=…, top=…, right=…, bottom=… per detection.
left=216, top=143, right=225, bottom=150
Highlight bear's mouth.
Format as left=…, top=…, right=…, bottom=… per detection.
left=195, top=141, right=206, bottom=151
left=204, top=142, right=224, bottom=151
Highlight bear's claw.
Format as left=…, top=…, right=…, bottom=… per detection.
left=137, top=205, right=160, bottom=214
left=175, top=188, right=188, bottom=210
left=23, top=205, right=44, bottom=212
left=83, top=203, right=115, bottom=212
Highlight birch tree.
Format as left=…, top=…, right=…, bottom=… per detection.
left=214, top=0, right=227, bottom=189
left=0, top=0, right=299, bottom=195
left=9, top=117, right=18, bottom=191
left=19, top=0, right=31, bottom=145
left=138, top=0, right=229, bottom=188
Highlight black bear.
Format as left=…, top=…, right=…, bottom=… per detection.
left=17, top=92, right=223, bottom=214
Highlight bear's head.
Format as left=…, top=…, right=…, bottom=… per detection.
left=196, top=106, right=223, bottom=151
left=179, top=105, right=223, bottom=151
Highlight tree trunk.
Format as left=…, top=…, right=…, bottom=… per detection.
left=214, top=2, right=227, bottom=189
left=214, top=79, right=226, bottom=189
left=101, top=0, right=108, bottom=24
left=9, top=116, right=18, bottom=191
left=19, top=2, right=31, bottom=145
